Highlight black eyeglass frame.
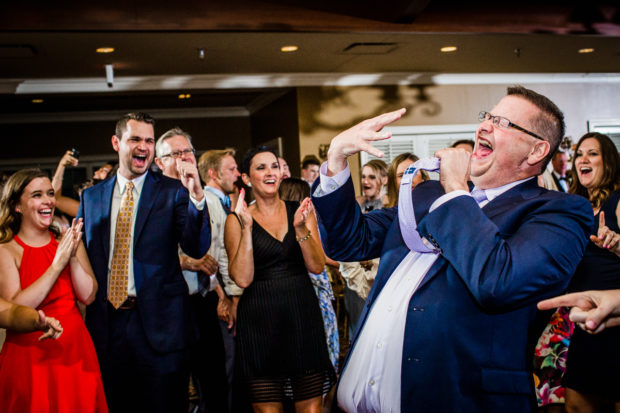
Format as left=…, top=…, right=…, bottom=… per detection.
left=478, top=111, right=545, bottom=141
left=160, top=148, right=196, bottom=159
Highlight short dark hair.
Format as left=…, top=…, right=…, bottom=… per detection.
left=115, top=112, right=155, bottom=139
left=506, top=86, right=565, bottom=171
left=301, top=154, right=321, bottom=169
left=240, top=145, right=278, bottom=175
left=451, top=139, right=475, bottom=150
left=279, top=177, right=311, bottom=202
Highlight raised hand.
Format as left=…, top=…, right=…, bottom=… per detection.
left=37, top=310, right=63, bottom=341
left=69, top=218, right=83, bottom=257
left=234, top=188, right=252, bottom=231
left=590, top=211, right=620, bottom=255
left=176, top=158, right=204, bottom=202
left=60, top=150, right=79, bottom=168
left=326, top=108, right=406, bottom=176
left=294, top=197, right=314, bottom=230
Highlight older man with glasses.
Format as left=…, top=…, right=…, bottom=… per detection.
left=155, top=128, right=229, bottom=412
left=311, top=86, right=594, bottom=413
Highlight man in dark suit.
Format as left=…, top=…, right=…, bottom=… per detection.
left=551, top=150, right=570, bottom=192
left=312, top=86, right=593, bottom=412
left=78, top=112, right=210, bottom=413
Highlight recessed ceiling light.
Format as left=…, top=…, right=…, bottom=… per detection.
left=31, top=98, right=44, bottom=103
left=96, top=47, right=115, bottom=54
left=178, top=94, right=191, bottom=99
left=578, top=48, right=594, bottom=54
left=281, top=45, right=299, bottom=52
left=440, top=46, right=458, bottom=53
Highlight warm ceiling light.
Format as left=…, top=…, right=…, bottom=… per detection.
left=178, top=94, right=191, bottom=99
left=96, top=47, right=115, bottom=54
left=281, top=45, right=299, bottom=52
left=31, top=98, right=44, bottom=103
left=440, top=46, right=458, bottom=53
left=578, top=48, right=594, bottom=54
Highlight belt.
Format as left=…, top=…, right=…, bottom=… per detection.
left=117, top=296, right=137, bottom=310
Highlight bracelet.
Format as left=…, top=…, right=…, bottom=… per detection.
left=296, top=229, right=312, bottom=243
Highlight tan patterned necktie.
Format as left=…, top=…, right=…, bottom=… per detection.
left=108, top=181, right=134, bottom=309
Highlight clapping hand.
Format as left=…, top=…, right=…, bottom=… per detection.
left=590, top=212, right=620, bottom=255
left=293, top=198, right=313, bottom=230
left=326, top=108, right=406, bottom=175
left=37, top=310, right=63, bottom=341
left=52, top=218, right=83, bottom=271
left=176, top=158, right=204, bottom=202
left=234, top=188, right=252, bottom=231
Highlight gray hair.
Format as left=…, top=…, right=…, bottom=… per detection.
left=155, top=127, right=193, bottom=158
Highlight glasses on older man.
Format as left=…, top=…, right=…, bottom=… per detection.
left=478, top=111, right=545, bottom=141
left=160, top=148, right=195, bottom=159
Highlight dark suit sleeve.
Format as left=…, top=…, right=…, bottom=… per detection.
left=176, top=186, right=210, bottom=259
left=312, top=177, right=396, bottom=261
left=417, top=193, right=593, bottom=310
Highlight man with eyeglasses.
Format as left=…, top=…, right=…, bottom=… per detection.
left=311, top=86, right=593, bottom=412
left=78, top=114, right=210, bottom=413
left=155, top=128, right=230, bottom=413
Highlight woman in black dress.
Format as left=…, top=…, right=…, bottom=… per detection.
left=564, top=132, right=620, bottom=412
left=225, top=146, right=335, bottom=413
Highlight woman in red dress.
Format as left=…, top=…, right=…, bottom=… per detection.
left=0, top=169, right=108, bottom=412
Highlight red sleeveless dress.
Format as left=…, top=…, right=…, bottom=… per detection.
left=0, top=234, right=108, bottom=412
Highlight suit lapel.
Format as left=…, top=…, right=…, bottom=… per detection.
left=134, top=172, right=159, bottom=245
left=100, top=176, right=116, bottom=262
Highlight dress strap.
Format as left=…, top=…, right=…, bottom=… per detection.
left=12, top=235, right=27, bottom=248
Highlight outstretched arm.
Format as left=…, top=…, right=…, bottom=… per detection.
left=538, top=290, right=620, bottom=333
left=0, top=299, right=63, bottom=339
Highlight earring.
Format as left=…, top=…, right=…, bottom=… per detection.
left=246, top=182, right=252, bottom=188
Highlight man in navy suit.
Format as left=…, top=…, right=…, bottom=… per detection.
left=78, top=112, right=210, bottom=413
left=312, top=86, right=593, bottom=412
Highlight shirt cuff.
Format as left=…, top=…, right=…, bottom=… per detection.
left=429, top=190, right=471, bottom=212
left=190, top=195, right=206, bottom=211
left=314, top=161, right=351, bottom=197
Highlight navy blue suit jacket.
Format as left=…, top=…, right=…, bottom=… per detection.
left=78, top=171, right=210, bottom=356
left=313, top=177, right=592, bottom=412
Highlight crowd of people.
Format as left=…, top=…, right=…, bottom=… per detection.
left=0, top=85, right=618, bottom=413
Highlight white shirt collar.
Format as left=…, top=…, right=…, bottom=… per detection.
left=204, top=185, right=226, bottom=202
left=116, top=170, right=148, bottom=196
left=473, top=176, right=535, bottom=203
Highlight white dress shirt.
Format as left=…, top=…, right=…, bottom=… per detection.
left=315, top=162, right=533, bottom=413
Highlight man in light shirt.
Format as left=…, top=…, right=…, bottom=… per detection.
left=78, top=113, right=209, bottom=413
left=198, top=148, right=242, bottom=412
left=312, top=86, right=593, bottom=412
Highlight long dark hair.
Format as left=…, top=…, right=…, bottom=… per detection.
left=569, top=132, right=620, bottom=210
left=0, top=169, right=60, bottom=243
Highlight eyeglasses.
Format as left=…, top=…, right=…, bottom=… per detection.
left=478, top=111, right=545, bottom=141
left=160, top=148, right=195, bottom=159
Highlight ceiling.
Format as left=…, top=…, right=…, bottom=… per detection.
left=1, top=0, right=619, bottom=115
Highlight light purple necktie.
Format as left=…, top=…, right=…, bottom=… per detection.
left=398, top=158, right=441, bottom=253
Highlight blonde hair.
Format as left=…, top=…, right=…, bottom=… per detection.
left=198, top=148, right=236, bottom=183
left=386, top=153, right=428, bottom=208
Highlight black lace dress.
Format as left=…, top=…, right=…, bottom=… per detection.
left=235, top=201, right=336, bottom=403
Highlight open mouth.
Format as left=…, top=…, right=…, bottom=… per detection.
left=38, top=208, right=53, bottom=220
left=579, top=166, right=593, bottom=178
left=474, top=137, right=493, bottom=158
left=133, top=154, right=148, bottom=167
left=264, top=179, right=276, bottom=185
